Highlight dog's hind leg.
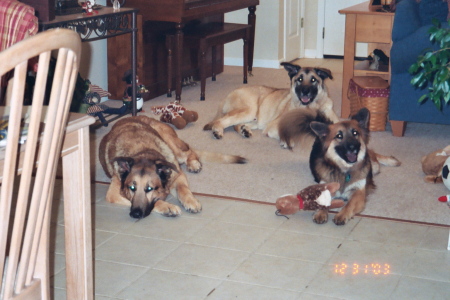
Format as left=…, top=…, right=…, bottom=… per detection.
left=333, top=189, right=366, bottom=225
left=209, top=108, right=256, bottom=139
left=170, top=173, right=202, bottom=213
left=234, top=124, right=253, bottom=138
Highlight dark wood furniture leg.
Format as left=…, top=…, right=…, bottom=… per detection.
left=212, top=45, right=217, bottom=81
left=390, top=120, right=407, bottom=137
left=243, top=28, right=249, bottom=84
left=175, top=22, right=184, bottom=101
left=248, top=5, right=257, bottom=75
left=199, top=39, right=207, bottom=101
left=166, top=35, right=173, bottom=97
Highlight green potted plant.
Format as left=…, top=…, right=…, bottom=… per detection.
left=409, top=19, right=450, bottom=110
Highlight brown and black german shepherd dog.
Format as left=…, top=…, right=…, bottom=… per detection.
left=99, top=116, right=246, bottom=219
left=203, top=62, right=340, bottom=146
left=279, top=108, right=401, bottom=225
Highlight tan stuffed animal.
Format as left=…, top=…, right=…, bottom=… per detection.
left=421, top=145, right=450, bottom=183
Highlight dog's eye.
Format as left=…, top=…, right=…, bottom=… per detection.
left=129, top=185, right=136, bottom=192
left=335, top=132, right=343, bottom=139
left=311, top=77, right=316, bottom=83
left=145, top=186, right=153, bottom=193
left=352, top=129, right=359, bottom=137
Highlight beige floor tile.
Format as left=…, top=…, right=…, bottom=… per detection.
left=348, top=218, right=429, bottom=247
left=256, top=229, right=343, bottom=263
left=208, top=281, right=301, bottom=299
left=228, top=253, right=323, bottom=292
left=110, top=213, right=211, bottom=242
left=117, top=269, right=221, bottom=299
left=390, top=276, right=450, bottom=300
left=327, top=240, right=416, bottom=276
left=216, top=201, right=288, bottom=228
left=93, top=260, right=148, bottom=297
left=402, top=249, right=450, bottom=282
left=188, top=219, right=276, bottom=252
left=154, top=243, right=249, bottom=279
left=418, top=226, right=450, bottom=251
left=95, top=234, right=181, bottom=267
left=277, top=211, right=360, bottom=238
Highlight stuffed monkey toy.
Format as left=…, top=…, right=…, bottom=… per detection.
left=275, top=182, right=344, bottom=217
left=150, top=101, right=198, bottom=129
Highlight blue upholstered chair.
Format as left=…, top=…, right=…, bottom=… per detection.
left=389, top=0, right=450, bottom=136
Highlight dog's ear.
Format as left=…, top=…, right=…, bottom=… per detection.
left=310, top=121, right=330, bottom=138
left=314, top=68, right=333, bottom=80
left=351, top=108, right=370, bottom=129
left=155, top=159, right=178, bottom=186
left=281, top=62, right=301, bottom=79
left=113, top=157, right=135, bottom=178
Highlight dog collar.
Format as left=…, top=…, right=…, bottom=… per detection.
left=297, top=194, right=304, bottom=210
left=345, top=173, right=351, bottom=183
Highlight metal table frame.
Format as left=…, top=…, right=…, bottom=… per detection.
left=40, top=6, right=139, bottom=117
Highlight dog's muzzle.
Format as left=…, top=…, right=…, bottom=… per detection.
left=295, top=85, right=317, bottom=105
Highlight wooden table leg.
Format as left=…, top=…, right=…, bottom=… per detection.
left=62, top=126, right=94, bottom=300
left=175, top=23, right=184, bottom=101
left=247, top=5, right=257, bottom=76
left=341, top=14, right=357, bottom=119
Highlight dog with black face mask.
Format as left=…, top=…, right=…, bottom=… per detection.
left=99, top=116, right=246, bottom=219
left=279, top=108, right=401, bottom=225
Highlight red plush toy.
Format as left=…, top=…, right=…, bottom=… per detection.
left=275, top=182, right=344, bottom=217
left=150, top=101, right=198, bottom=129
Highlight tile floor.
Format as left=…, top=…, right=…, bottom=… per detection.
left=50, top=181, right=450, bottom=300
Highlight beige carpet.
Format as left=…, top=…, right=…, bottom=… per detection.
left=91, top=60, right=450, bottom=226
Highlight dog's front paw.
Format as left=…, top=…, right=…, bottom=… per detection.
left=279, top=140, right=293, bottom=149
left=181, top=197, right=202, bottom=213
left=313, top=210, right=328, bottom=224
left=153, top=201, right=182, bottom=217
left=333, top=213, right=350, bottom=226
left=187, top=160, right=202, bottom=173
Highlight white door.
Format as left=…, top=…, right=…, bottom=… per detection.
left=284, top=0, right=305, bottom=61
left=323, top=0, right=367, bottom=57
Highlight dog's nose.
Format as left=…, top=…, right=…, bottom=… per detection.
left=129, top=208, right=144, bottom=219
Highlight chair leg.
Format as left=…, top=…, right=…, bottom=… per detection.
left=199, top=43, right=207, bottom=101
left=390, top=120, right=406, bottom=137
left=243, top=34, right=248, bottom=84
left=166, top=35, right=173, bottom=97
left=212, top=45, right=216, bottom=82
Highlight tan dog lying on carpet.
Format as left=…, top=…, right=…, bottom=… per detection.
left=99, top=116, right=246, bottom=219
left=203, top=62, right=340, bottom=148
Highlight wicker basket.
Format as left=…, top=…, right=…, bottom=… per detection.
left=348, top=76, right=390, bottom=131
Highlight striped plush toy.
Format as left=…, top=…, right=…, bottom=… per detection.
left=150, top=101, right=198, bottom=129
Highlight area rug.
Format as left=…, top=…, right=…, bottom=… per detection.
left=91, top=64, right=450, bottom=226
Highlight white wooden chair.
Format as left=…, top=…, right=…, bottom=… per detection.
left=0, top=28, right=81, bottom=299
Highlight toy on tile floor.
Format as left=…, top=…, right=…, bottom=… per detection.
left=150, top=101, right=198, bottom=129
left=421, top=145, right=450, bottom=183
left=275, top=182, right=345, bottom=218
left=122, top=69, right=145, bottom=112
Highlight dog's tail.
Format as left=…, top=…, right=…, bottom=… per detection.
left=278, top=109, right=331, bottom=150
left=195, top=150, right=247, bottom=164
left=368, top=150, right=401, bottom=175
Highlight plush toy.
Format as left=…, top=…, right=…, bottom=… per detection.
left=421, top=145, right=450, bottom=183
left=150, top=101, right=198, bottom=129
left=275, top=182, right=345, bottom=217
left=442, top=156, right=450, bottom=190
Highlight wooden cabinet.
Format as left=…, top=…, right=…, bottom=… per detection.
left=339, top=2, right=394, bottom=118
